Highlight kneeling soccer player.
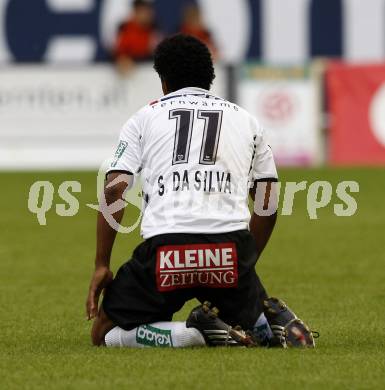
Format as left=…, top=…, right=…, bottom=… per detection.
left=86, top=35, right=315, bottom=348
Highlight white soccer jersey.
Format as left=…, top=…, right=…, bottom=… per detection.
left=107, top=87, right=278, bottom=239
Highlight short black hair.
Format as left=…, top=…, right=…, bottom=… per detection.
left=153, top=34, right=215, bottom=92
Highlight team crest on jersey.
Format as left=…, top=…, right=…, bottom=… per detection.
left=156, top=242, right=238, bottom=292
left=136, top=324, right=173, bottom=347
left=111, top=141, right=128, bottom=167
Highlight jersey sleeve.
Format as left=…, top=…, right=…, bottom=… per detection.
left=250, top=123, right=278, bottom=182
left=107, top=116, right=142, bottom=175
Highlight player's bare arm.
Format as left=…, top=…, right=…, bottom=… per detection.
left=86, top=172, right=133, bottom=320
left=249, top=180, right=278, bottom=258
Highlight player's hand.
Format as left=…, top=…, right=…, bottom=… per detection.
left=86, top=266, right=113, bottom=320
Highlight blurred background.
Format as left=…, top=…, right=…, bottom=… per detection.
left=1, top=0, right=385, bottom=170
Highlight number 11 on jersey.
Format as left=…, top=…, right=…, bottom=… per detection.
left=169, top=109, right=223, bottom=166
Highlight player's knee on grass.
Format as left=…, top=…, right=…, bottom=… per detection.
left=91, top=324, right=105, bottom=346
left=91, top=308, right=115, bottom=346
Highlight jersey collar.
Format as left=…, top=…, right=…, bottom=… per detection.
left=164, top=87, right=209, bottom=97
left=160, top=87, right=223, bottom=102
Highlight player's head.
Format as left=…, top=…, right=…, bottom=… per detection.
left=153, top=34, right=215, bottom=94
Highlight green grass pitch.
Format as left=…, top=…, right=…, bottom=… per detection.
left=0, top=168, right=384, bottom=389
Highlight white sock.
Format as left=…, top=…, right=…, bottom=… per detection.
left=253, top=313, right=273, bottom=344
left=105, top=321, right=206, bottom=348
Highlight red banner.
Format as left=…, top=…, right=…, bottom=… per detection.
left=326, top=62, right=385, bottom=165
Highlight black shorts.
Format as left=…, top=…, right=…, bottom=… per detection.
left=102, top=230, right=268, bottom=331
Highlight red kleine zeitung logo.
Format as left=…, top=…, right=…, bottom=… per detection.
left=156, top=243, right=238, bottom=292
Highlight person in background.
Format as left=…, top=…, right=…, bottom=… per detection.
left=180, top=3, right=218, bottom=59
left=114, top=0, right=159, bottom=74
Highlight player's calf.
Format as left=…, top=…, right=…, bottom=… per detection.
left=91, top=307, right=115, bottom=346
left=105, top=321, right=205, bottom=348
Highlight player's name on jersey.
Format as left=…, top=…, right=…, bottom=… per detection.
left=157, top=170, right=232, bottom=195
